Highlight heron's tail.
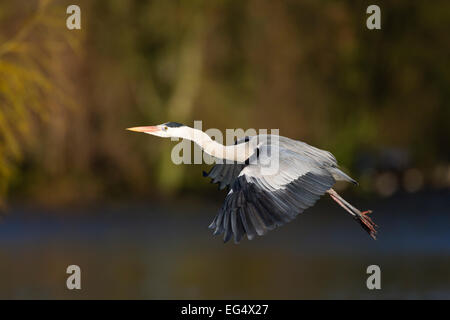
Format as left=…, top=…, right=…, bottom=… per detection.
left=327, top=189, right=377, bottom=239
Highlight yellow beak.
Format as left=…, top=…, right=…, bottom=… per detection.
left=126, top=126, right=160, bottom=133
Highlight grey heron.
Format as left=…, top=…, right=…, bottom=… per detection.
left=127, top=122, right=377, bottom=243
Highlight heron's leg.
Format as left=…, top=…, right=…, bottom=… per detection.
left=327, top=188, right=377, bottom=239
left=327, top=189, right=357, bottom=217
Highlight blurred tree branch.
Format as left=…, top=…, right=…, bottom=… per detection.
left=158, top=14, right=206, bottom=192
left=0, top=0, right=79, bottom=205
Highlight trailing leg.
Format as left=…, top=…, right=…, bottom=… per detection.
left=327, top=188, right=377, bottom=239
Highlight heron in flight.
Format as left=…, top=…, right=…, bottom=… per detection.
left=127, top=122, right=377, bottom=243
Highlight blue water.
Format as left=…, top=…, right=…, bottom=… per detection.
left=0, top=190, right=449, bottom=299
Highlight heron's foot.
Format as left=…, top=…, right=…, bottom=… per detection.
left=354, top=209, right=377, bottom=240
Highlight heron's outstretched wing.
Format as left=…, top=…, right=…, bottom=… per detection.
left=202, top=136, right=250, bottom=190
left=202, top=162, right=246, bottom=190
left=209, top=147, right=335, bottom=243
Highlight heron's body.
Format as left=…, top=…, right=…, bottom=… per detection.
left=127, top=123, right=377, bottom=243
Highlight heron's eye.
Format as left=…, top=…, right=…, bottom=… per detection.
left=163, top=126, right=168, bottom=131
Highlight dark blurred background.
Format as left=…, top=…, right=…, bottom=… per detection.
left=0, top=0, right=448, bottom=299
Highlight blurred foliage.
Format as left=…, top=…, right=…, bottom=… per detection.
left=0, top=0, right=449, bottom=206
left=0, top=0, right=80, bottom=205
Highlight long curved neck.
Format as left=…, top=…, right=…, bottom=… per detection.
left=179, top=127, right=254, bottom=162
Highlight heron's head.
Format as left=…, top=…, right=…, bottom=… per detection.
left=126, top=122, right=187, bottom=138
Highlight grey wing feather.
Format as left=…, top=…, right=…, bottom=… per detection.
left=259, top=135, right=357, bottom=184
left=264, top=135, right=337, bottom=167
left=209, top=147, right=335, bottom=243
left=202, top=136, right=249, bottom=190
